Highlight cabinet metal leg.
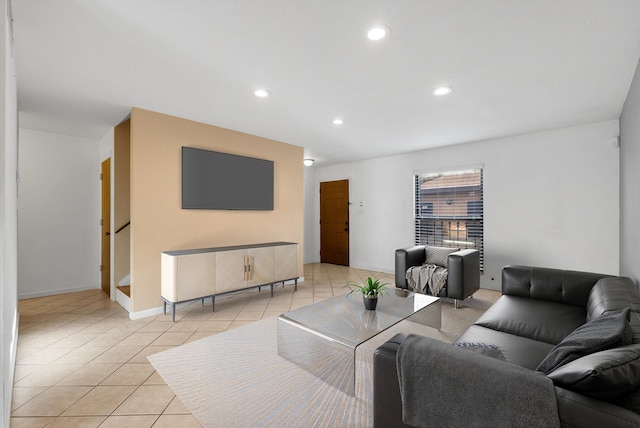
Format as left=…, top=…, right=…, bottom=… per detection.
left=294, top=278, right=298, bottom=291
left=212, top=296, right=216, bottom=312
left=270, top=283, right=274, bottom=297
left=163, top=301, right=166, bottom=315
left=172, top=304, right=176, bottom=322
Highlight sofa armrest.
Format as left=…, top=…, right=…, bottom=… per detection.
left=395, top=246, right=426, bottom=289
left=587, top=276, right=640, bottom=321
left=373, top=334, right=408, bottom=428
left=376, top=334, right=560, bottom=428
left=373, top=335, right=640, bottom=428
left=556, top=387, right=640, bottom=428
left=446, top=249, right=480, bottom=300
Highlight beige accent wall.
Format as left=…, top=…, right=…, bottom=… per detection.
left=114, top=119, right=131, bottom=286
left=129, top=108, right=304, bottom=313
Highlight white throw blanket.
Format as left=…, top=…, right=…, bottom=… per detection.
left=406, top=263, right=448, bottom=296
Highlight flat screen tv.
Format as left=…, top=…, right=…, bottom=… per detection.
left=182, top=147, right=274, bottom=210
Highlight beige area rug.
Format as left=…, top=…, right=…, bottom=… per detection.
left=148, top=291, right=497, bottom=428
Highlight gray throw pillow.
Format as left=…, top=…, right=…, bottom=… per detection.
left=424, top=245, right=459, bottom=268
left=536, top=308, right=632, bottom=375
left=548, top=344, right=640, bottom=399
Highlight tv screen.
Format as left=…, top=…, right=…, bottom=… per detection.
left=182, top=147, right=274, bottom=210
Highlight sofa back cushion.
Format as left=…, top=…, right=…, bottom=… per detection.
left=474, top=295, right=586, bottom=345
left=502, top=266, right=610, bottom=308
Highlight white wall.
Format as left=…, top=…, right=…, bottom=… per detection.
left=1, top=1, right=18, bottom=425
left=18, top=129, right=101, bottom=298
left=100, top=126, right=114, bottom=162
left=303, top=165, right=317, bottom=264
left=307, top=120, right=620, bottom=290
left=620, top=58, right=640, bottom=285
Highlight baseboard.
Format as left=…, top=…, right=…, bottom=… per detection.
left=18, top=285, right=100, bottom=300
left=4, top=308, right=19, bottom=428
left=115, top=288, right=131, bottom=312
left=129, top=305, right=165, bottom=320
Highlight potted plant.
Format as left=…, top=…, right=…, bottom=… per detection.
left=345, top=277, right=389, bottom=310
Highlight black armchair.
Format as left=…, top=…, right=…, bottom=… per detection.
left=395, top=246, right=480, bottom=308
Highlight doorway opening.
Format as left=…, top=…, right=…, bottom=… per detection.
left=100, top=158, right=111, bottom=295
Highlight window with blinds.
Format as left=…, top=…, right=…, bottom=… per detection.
left=414, top=168, right=484, bottom=270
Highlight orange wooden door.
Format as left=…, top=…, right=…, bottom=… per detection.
left=101, top=158, right=111, bottom=295
left=320, top=180, right=349, bottom=265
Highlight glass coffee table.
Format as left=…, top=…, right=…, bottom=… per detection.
left=277, top=289, right=441, bottom=396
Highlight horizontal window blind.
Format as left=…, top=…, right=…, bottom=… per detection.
left=414, top=168, right=484, bottom=270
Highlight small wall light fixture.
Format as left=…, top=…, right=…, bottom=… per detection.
left=254, top=89, right=271, bottom=98
left=367, top=25, right=390, bottom=41
left=433, top=86, right=453, bottom=96
left=303, top=158, right=315, bottom=167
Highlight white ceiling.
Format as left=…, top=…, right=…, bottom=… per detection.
left=11, top=0, right=640, bottom=166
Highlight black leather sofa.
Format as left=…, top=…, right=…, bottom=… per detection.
left=374, top=265, right=640, bottom=428
left=395, top=246, right=480, bottom=308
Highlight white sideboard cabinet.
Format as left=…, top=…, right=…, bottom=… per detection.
left=161, top=242, right=299, bottom=321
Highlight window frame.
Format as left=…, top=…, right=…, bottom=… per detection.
left=413, top=166, right=484, bottom=270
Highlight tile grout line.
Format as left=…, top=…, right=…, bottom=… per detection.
left=12, top=264, right=396, bottom=427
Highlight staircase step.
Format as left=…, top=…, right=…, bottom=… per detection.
left=116, top=285, right=130, bottom=297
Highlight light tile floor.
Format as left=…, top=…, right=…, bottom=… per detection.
left=11, top=263, right=394, bottom=428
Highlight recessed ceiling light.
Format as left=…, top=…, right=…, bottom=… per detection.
left=254, top=89, right=271, bottom=98
left=367, top=25, right=390, bottom=41
left=332, top=118, right=344, bottom=125
left=433, top=86, right=453, bottom=96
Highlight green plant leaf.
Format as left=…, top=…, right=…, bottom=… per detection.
left=344, top=277, right=389, bottom=297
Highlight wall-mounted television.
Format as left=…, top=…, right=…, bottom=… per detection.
left=182, top=147, right=274, bottom=210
